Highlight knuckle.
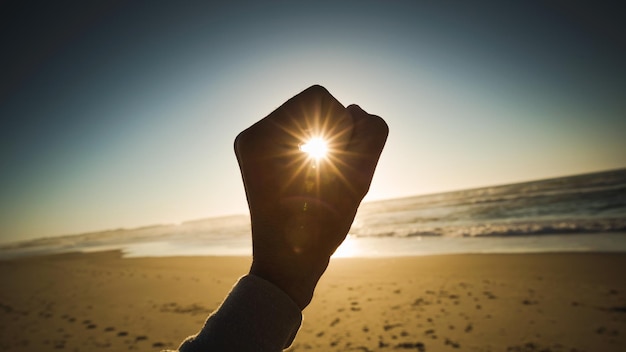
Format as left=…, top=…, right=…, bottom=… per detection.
left=369, top=114, right=389, bottom=136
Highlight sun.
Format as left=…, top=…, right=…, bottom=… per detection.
left=299, top=137, right=328, bottom=160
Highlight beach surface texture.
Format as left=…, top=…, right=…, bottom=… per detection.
left=1, top=250, right=625, bottom=351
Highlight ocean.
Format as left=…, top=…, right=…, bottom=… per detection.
left=1, top=169, right=625, bottom=259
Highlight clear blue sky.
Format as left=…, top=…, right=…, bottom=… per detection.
left=1, top=0, right=625, bottom=242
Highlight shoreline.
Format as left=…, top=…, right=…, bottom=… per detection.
left=1, top=251, right=625, bottom=351
left=1, top=231, right=625, bottom=261
left=5, top=247, right=626, bottom=261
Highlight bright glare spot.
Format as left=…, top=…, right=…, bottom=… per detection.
left=332, top=234, right=358, bottom=258
left=300, top=137, right=328, bottom=160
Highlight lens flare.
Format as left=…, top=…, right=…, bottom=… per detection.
left=299, top=137, right=328, bottom=160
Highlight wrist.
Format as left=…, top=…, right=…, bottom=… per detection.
left=249, top=258, right=327, bottom=310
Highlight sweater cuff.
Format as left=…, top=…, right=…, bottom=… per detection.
left=177, top=274, right=302, bottom=351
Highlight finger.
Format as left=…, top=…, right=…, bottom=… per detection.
left=268, top=85, right=354, bottom=152
left=341, top=104, right=389, bottom=198
left=346, top=104, right=388, bottom=162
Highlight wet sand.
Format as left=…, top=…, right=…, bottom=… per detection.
left=1, top=251, right=625, bottom=351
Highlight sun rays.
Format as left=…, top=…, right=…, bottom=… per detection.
left=300, top=137, right=329, bottom=160
left=268, top=102, right=366, bottom=201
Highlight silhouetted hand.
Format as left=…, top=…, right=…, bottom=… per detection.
left=234, top=85, right=388, bottom=309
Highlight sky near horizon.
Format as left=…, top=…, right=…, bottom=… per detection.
left=1, top=1, right=625, bottom=242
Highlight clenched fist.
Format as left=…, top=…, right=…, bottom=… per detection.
left=234, top=85, right=388, bottom=309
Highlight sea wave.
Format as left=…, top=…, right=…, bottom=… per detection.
left=349, top=218, right=626, bottom=238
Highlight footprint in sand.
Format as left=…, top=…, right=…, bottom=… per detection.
left=383, top=323, right=402, bottom=331
left=483, top=291, right=497, bottom=299
left=444, top=338, right=460, bottom=348
left=53, top=340, right=65, bottom=349
left=425, top=329, right=437, bottom=340
left=522, top=299, right=538, bottom=305
left=395, top=342, right=425, bottom=351
left=596, top=326, right=619, bottom=337
left=506, top=342, right=563, bottom=351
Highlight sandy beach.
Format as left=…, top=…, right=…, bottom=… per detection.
left=1, top=251, right=625, bottom=351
